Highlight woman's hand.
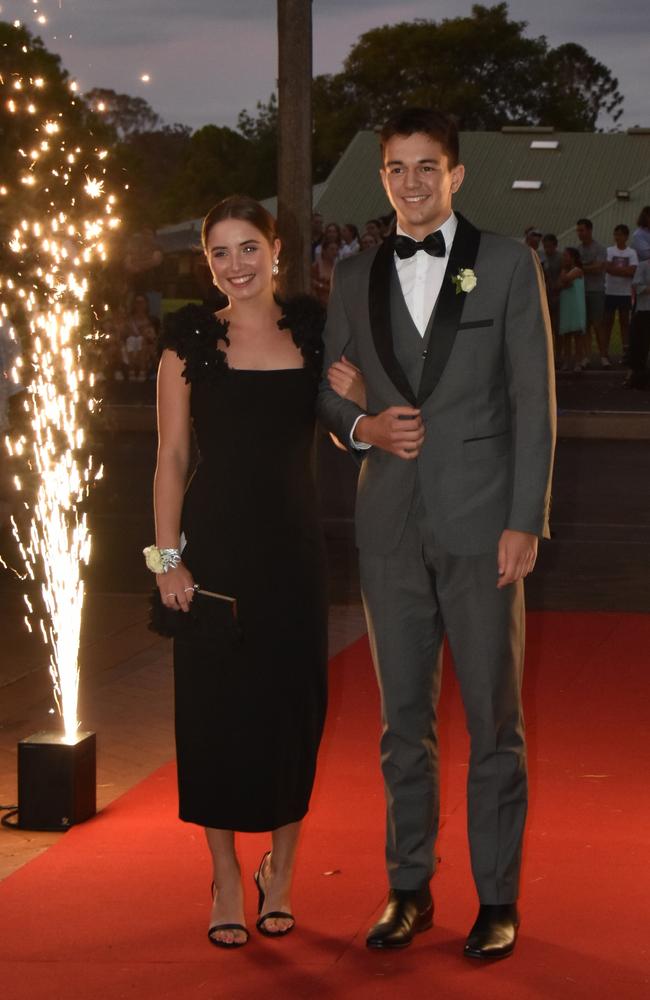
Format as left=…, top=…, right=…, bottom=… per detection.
left=327, top=355, right=367, bottom=409
left=156, top=563, right=196, bottom=612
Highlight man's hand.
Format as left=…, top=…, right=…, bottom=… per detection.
left=497, top=529, right=538, bottom=588
left=354, top=407, right=424, bottom=459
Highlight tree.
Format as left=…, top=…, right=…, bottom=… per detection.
left=537, top=43, right=624, bottom=130
left=116, top=125, right=192, bottom=225
left=237, top=94, right=279, bottom=197
left=160, top=125, right=257, bottom=222
left=85, top=88, right=162, bottom=140
left=0, top=21, right=100, bottom=186
left=239, top=3, right=625, bottom=181
left=339, top=5, right=550, bottom=129
left=338, top=5, right=624, bottom=131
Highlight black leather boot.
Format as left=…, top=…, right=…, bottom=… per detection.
left=464, top=903, right=519, bottom=960
left=366, top=886, right=434, bottom=949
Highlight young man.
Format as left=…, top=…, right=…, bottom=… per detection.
left=604, top=224, right=638, bottom=363
left=318, top=108, right=555, bottom=960
left=524, top=227, right=544, bottom=262
left=576, top=218, right=607, bottom=367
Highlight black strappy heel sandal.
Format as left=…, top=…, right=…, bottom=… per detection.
left=208, top=881, right=249, bottom=949
left=253, top=851, right=295, bottom=938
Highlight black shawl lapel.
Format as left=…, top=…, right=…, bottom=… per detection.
left=368, top=236, right=417, bottom=407
left=417, top=213, right=482, bottom=406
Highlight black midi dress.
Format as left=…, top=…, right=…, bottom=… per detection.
left=161, top=298, right=328, bottom=832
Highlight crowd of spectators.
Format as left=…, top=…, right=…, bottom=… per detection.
left=527, top=207, right=650, bottom=388
left=99, top=293, right=160, bottom=382
left=96, top=225, right=164, bottom=382
left=95, top=209, right=650, bottom=391
left=310, top=211, right=395, bottom=305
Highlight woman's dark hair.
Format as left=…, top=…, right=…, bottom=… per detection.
left=201, top=194, right=277, bottom=252
left=320, top=236, right=340, bottom=254
left=380, top=108, right=460, bottom=168
left=637, top=206, right=650, bottom=229
left=564, top=246, right=582, bottom=268
left=343, top=222, right=359, bottom=241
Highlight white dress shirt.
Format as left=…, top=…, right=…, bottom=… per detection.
left=395, top=212, right=457, bottom=336
left=350, top=212, right=457, bottom=447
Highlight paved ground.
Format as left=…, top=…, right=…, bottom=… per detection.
left=1, top=371, right=648, bottom=880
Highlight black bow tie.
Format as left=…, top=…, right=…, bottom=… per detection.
left=393, top=231, right=446, bottom=260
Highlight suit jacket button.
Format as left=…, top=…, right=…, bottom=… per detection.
left=422, top=350, right=428, bottom=358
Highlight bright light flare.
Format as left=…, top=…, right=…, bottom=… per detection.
left=84, top=176, right=104, bottom=199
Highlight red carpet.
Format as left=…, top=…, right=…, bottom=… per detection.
left=1, top=611, right=648, bottom=999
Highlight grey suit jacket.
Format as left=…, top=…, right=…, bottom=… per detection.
left=316, top=213, right=556, bottom=556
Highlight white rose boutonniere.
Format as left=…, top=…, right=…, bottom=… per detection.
left=452, top=267, right=477, bottom=295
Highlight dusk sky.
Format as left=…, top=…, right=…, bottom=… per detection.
left=2, top=0, right=647, bottom=131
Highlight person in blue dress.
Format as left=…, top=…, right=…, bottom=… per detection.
left=558, top=247, right=586, bottom=372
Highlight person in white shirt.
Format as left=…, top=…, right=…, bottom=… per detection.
left=604, top=224, right=638, bottom=363
left=339, top=223, right=360, bottom=259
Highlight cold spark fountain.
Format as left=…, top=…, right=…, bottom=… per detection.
left=1, top=16, right=120, bottom=815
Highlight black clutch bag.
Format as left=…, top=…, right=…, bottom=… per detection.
left=148, top=587, right=242, bottom=641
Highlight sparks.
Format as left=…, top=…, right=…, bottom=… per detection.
left=1, top=63, right=120, bottom=741
left=84, top=176, right=104, bottom=199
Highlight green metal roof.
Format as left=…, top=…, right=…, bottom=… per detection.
left=314, top=129, right=650, bottom=244
left=315, top=131, right=390, bottom=227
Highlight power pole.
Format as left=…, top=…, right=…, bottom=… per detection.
left=277, top=0, right=312, bottom=296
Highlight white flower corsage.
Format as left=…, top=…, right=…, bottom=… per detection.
left=143, top=545, right=181, bottom=574
left=452, top=267, right=477, bottom=295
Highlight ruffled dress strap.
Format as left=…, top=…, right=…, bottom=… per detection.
left=278, top=294, right=326, bottom=378
left=160, top=303, right=229, bottom=384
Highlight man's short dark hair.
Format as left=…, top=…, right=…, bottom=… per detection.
left=380, top=108, right=459, bottom=168
left=614, top=223, right=629, bottom=236
left=543, top=233, right=558, bottom=245
left=576, top=218, right=593, bottom=230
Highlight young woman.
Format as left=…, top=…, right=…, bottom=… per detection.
left=311, top=236, right=340, bottom=306
left=558, top=247, right=587, bottom=372
left=149, top=196, right=330, bottom=949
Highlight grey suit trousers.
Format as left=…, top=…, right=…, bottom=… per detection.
left=360, top=491, right=527, bottom=904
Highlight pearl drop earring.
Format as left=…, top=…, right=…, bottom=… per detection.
left=272, top=258, right=279, bottom=276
